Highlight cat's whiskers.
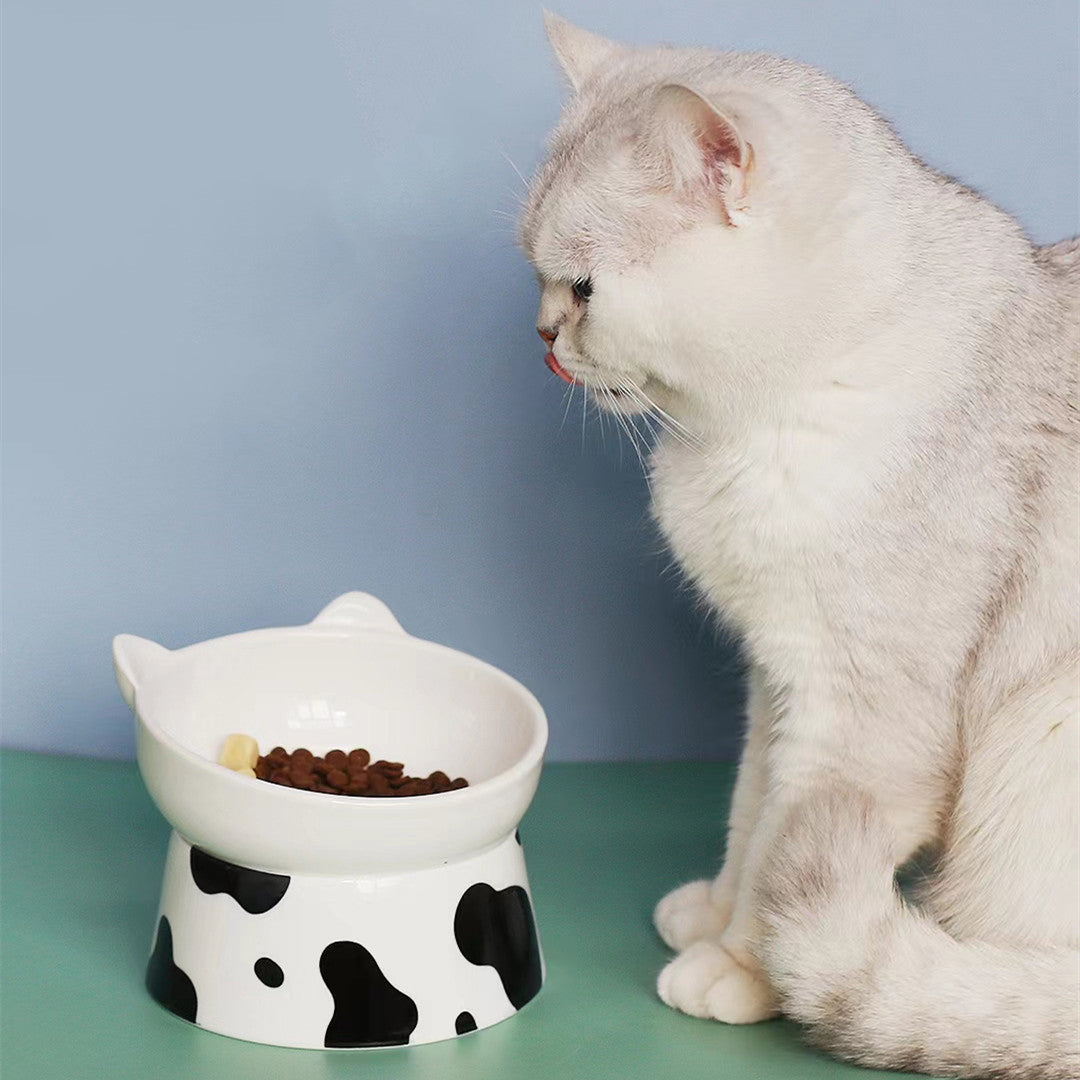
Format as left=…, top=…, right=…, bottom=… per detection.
left=501, top=151, right=530, bottom=191
left=550, top=365, right=663, bottom=483
left=593, top=385, right=608, bottom=453
left=607, top=387, right=624, bottom=469
left=557, top=381, right=576, bottom=435
left=600, top=381, right=654, bottom=487
left=581, top=381, right=589, bottom=451
left=596, top=384, right=629, bottom=469
left=617, top=377, right=702, bottom=453
left=625, top=384, right=698, bottom=445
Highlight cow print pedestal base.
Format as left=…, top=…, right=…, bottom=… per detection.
left=146, top=830, right=543, bottom=1048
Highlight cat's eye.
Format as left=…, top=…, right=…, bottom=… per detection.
left=572, top=277, right=593, bottom=302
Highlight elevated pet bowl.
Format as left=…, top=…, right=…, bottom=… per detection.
left=112, top=592, right=547, bottom=1048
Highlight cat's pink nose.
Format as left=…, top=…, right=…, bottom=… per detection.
left=537, top=327, right=557, bottom=346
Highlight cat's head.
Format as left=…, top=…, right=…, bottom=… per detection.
left=520, top=15, right=910, bottom=426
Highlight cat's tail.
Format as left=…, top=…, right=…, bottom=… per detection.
left=757, top=786, right=1080, bottom=1080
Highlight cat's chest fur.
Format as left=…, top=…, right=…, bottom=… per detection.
left=649, top=413, right=882, bottom=638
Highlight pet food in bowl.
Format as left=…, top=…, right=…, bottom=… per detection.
left=218, top=734, right=470, bottom=796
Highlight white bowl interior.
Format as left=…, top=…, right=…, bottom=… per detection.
left=144, top=632, right=539, bottom=786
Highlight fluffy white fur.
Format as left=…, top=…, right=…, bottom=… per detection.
left=521, top=15, right=1079, bottom=1079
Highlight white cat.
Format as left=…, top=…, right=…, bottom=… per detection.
left=521, top=15, right=1079, bottom=1079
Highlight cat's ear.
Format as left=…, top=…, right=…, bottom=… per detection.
left=543, top=12, right=623, bottom=91
left=652, top=84, right=753, bottom=221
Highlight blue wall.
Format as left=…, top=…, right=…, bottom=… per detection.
left=3, top=0, right=1077, bottom=761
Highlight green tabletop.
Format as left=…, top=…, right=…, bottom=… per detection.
left=1, top=751, right=923, bottom=1080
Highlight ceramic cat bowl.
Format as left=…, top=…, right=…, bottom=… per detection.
left=112, top=592, right=547, bottom=1049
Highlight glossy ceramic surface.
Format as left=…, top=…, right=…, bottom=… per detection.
left=113, top=593, right=547, bottom=1048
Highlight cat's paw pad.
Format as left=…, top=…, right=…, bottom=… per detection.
left=656, top=940, right=778, bottom=1024
left=653, top=880, right=730, bottom=952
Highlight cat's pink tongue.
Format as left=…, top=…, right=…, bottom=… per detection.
left=545, top=351, right=578, bottom=385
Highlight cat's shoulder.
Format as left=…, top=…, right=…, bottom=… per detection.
left=1035, top=235, right=1080, bottom=275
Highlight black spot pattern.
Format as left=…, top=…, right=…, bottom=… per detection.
left=189, top=847, right=290, bottom=914
left=455, top=1011, right=477, bottom=1034
left=145, top=915, right=197, bottom=1023
left=254, top=957, right=284, bottom=988
left=319, top=940, right=418, bottom=1047
left=454, top=883, right=542, bottom=1010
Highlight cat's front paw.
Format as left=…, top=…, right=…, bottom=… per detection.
left=656, top=940, right=778, bottom=1024
left=653, top=879, right=731, bottom=952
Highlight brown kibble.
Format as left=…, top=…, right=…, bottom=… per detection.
left=289, top=768, right=315, bottom=789
left=245, top=745, right=467, bottom=798
left=347, top=770, right=371, bottom=793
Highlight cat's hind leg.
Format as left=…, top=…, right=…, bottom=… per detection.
left=754, top=659, right=1080, bottom=1078
left=924, top=653, right=1079, bottom=949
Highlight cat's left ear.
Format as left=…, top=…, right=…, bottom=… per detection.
left=653, top=84, right=753, bottom=222
left=543, top=12, right=624, bottom=91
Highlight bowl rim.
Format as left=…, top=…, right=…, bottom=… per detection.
left=134, top=624, right=548, bottom=812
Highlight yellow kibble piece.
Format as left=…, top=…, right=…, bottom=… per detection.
left=237, top=766, right=256, bottom=779
left=219, top=733, right=259, bottom=771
